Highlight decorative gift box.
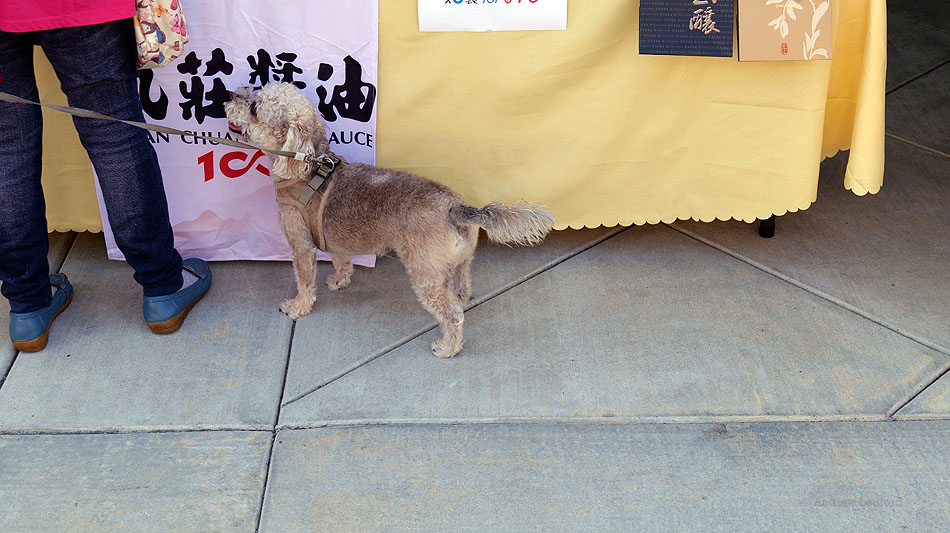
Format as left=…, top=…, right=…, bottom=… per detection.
left=738, top=0, right=832, bottom=61
left=640, top=0, right=735, bottom=57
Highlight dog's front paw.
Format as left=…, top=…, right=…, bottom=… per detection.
left=431, top=338, right=461, bottom=359
left=326, top=272, right=351, bottom=291
left=280, top=297, right=313, bottom=319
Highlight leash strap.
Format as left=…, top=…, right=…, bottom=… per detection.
left=0, top=90, right=315, bottom=164
left=3, top=89, right=344, bottom=252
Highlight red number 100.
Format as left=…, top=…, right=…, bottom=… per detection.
left=198, top=150, right=271, bottom=182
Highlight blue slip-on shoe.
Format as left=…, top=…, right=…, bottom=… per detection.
left=143, top=258, right=212, bottom=334
left=9, top=273, right=74, bottom=353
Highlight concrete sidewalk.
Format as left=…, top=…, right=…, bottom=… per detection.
left=2, top=4, right=949, bottom=531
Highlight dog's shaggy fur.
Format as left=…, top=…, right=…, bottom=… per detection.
left=225, top=83, right=554, bottom=358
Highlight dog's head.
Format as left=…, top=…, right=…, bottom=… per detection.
left=224, top=82, right=328, bottom=182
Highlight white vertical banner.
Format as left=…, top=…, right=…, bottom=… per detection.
left=418, top=0, right=567, bottom=32
left=97, top=0, right=378, bottom=264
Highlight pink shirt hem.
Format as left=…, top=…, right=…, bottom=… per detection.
left=0, top=5, right=134, bottom=33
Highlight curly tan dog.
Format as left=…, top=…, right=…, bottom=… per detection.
left=224, top=82, right=554, bottom=358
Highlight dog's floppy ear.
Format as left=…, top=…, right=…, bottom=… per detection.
left=271, top=122, right=311, bottom=181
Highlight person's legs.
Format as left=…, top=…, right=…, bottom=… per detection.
left=0, top=30, right=53, bottom=314
left=38, top=19, right=184, bottom=297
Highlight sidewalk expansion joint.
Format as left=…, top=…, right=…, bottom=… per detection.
left=885, top=132, right=950, bottom=160
left=253, top=322, right=295, bottom=533
left=887, top=362, right=950, bottom=418
left=889, top=14, right=950, bottom=38
left=0, top=351, right=17, bottom=392
left=3, top=413, right=950, bottom=438
left=666, top=224, right=950, bottom=358
left=275, top=414, right=950, bottom=431
left=254, top=430, right=279, bottom=533
left=273, top=321, right=295, bottom=425
left=279, top=225, right=632, bottom=409
left=0, top=425, right=274, bottom=436
left=55, top=231, right=79, bottom=273
left=280, top=327, right=439, bottom=408
left=886, top=57, right=950, bottom=96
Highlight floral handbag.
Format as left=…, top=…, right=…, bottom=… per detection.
left=133, top=0, right=189, bottom=69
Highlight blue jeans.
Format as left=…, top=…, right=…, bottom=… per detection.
left=0, top=20, right=183, bottom=313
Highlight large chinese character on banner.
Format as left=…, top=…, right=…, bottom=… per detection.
left=96, top=0, right=378, bottom=263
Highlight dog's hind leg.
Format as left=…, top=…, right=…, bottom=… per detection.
left=451, top=258, right=473, bottom=308
left=326, top=254, right=353, bottom=290
left=407, top=268, right=465, bottom=358
left=450, top=229, right=478, bottom=306
left=421, top=282, right=464, bottom=358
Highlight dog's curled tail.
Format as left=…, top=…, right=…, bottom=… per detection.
left=451, top=201, right=555, bottom=246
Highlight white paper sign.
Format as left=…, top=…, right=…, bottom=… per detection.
left=419, top=0, right=567, bottom=32
left=97, top=0, right=378, bottom=266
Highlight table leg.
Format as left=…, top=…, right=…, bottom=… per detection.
left=758, top=215, right=776, bottom=238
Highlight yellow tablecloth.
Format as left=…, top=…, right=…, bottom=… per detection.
left=39, top=0, right=885, bottom=232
